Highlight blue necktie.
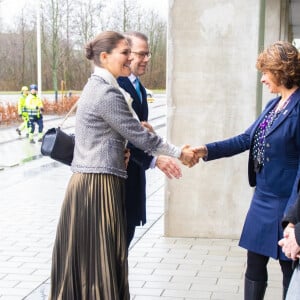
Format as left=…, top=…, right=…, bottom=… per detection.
left=134, top=78, right=142, bottom=103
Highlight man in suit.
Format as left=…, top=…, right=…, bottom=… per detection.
left=118, top=31, right=182, bottom=249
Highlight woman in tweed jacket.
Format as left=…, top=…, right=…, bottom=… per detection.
left=48, top=31, right=197, bottom=300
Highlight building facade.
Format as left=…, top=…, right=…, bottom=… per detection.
left=165, top=0, right=299, bottom=238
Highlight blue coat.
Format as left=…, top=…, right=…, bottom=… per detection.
left=205, top=88, right=300, bottom=259
left=117, top=77, right=152, bottom=227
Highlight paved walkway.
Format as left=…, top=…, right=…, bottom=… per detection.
left=0, top=114, right=283, bottom=299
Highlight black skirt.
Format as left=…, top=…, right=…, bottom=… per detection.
left=49, top=173, right=129, bottom=300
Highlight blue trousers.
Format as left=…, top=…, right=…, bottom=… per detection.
left=29, top=116, right=43, bottom=133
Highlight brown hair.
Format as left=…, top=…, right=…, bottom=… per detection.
left=256, top=41, right=300, bottom=89
left=85, top=31, right=125, bottom=67
left=124, top=31, right=148, bottom=47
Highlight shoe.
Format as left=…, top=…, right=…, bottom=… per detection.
left=38, top=138, right=43, bottom=142
left=16, top=128, right=21, bottom=136
left=29, top=139, right=35, bottom=144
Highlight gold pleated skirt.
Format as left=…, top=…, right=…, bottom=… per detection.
left=49, top=173, right=129, bottom=300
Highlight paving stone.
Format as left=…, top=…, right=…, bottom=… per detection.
left=0, top=104, right=283, bottom=299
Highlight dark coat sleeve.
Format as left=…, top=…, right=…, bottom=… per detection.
left=282, top=202, right=299, bottom=227
left=204, top=98, right=280, bottom=162
left=205, top=128, right=251, bottom=161
left=127, top=142, right=153, bottom=170
left=282, top=183, right=300, bottom=246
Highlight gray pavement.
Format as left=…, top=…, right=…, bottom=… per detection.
left=0, top=106, right=283, bottom=299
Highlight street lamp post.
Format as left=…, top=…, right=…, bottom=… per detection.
left=37, top=0, right=42, bottom=98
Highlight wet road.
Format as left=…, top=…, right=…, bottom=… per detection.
left=0, top=95, right=166, bottom=170
left=0, top=94, right=284, bottom=300
left=0, top=95, right=168, bottom=299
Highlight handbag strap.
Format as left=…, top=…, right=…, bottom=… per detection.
left=58, top=102, right=78, bottom=128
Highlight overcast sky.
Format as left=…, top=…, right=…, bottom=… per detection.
left=0, top=0, right=167, bottom=27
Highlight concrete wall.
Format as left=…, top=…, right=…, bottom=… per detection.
left=261, top=0, right=289, bottom=107
left=165, top=0, right=288, bottom=238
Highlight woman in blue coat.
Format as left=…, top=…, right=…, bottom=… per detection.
left=196, top=41, right=300, bottom=299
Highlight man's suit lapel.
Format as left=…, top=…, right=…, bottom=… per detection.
left=117, top=76, right=147, bottom=121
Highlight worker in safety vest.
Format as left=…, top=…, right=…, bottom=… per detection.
left=26, top=84, right=44, bottom=143
left=16, top=86, right=30, bottom=137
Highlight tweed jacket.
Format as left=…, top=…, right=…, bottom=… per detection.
left=71, top=75, right=180, bottom=178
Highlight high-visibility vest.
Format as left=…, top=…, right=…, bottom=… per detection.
left=26, top=94, right=43, bottom=118
left=18, top=94, right=28, bottom=115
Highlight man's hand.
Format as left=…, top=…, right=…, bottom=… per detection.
left=278, top=224, right=300, bottom=260
left=124, top=148, right=130, bottom=169
left=156, top=155, right=182, bottom=179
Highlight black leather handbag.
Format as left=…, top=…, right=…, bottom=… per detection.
left=41, top=103, right=77, bottom=166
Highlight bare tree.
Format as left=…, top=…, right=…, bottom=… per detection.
left=101, top=0, right=167, bottom=88
left=70, top=0, right=105, bottom=82
left=18, top=11, right=27, bottom=86
left=0, top=0, right=167, bottom=91
left=143, top=11, right=167, bottom=88
left=60, top=0, right=73, bottom=91
left=40, top=0, right=62, bottom=95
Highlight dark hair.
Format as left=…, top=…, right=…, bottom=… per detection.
left=256, top=41, right=300, bottom=89
left=85, top=31, right=125, bottom=67
left=124, top=31, right=148, bottom=47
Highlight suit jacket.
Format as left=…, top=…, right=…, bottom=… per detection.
left=205, top=88, right=300, bottom=214
left=117, top=76, right=153, bottom=226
